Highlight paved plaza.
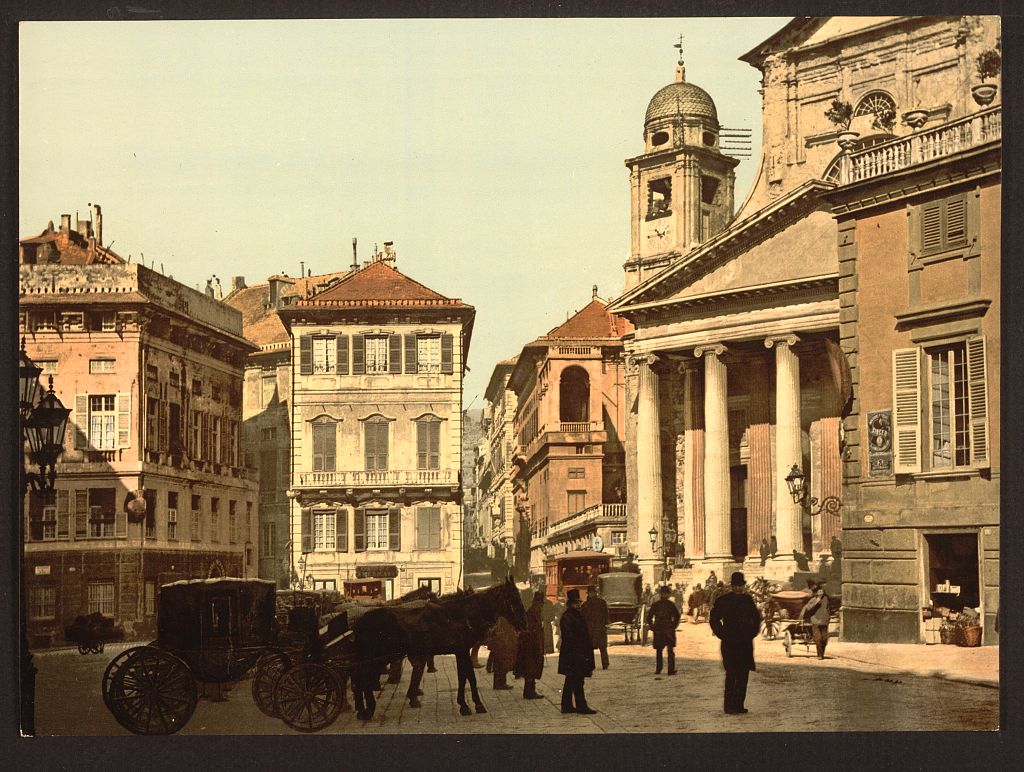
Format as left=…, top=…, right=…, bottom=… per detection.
left=34, top=620, right=998, bottom=735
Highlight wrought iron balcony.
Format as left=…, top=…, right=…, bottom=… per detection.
left=296, top=468, right=457, bottom=488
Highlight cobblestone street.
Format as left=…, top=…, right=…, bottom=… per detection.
left=35, top=621, right=998, bottom=735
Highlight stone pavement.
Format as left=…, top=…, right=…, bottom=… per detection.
left=34, top=620, right=998, bottom=735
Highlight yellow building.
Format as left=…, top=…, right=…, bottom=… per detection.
left=277, top=247, right=475, bottom=598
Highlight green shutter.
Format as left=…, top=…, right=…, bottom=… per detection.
left=440, top=334, right=454, bottom=374
left=966, top=336, right=989, bottom=468
left=301, top=507, right=312, bottom=553
left=388, top=334, right=402, bottom=374
left=336, top=510, right=348, bottom=552
left=389, top=507, right=401, bottom=551
left=354, top=508, right=366, bottom=552
left=299, top=334, right=313, bottom=375
left=352, top=334, right=365, bottom=374
left=405, top=334, right=418, bottom=374
left=336, top=335, right=349, bottom=375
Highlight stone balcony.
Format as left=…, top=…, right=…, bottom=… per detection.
left=296, top=468, right=457, bottom=488
left=517, top=421, right=608, bottom=462
left=547, top=503, right=627, bottom=541
left=833, top=106, right=1001, bottom=185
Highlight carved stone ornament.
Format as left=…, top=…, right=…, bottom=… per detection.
left=693, top=343, right=726, bottom=359
left=764, top=334, right=799, bottom=350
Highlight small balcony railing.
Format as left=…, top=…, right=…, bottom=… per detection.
left=296, top=469, right=456, bottom=487
left=546, top=503, right=627, bottom=539
left=838, top=106, right=1000, bottom=185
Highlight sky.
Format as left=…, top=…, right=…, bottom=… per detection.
left=19, top=17, right=787, bottom=407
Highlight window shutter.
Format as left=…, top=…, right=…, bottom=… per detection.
left=352, top=334, right=365, bottom=374
left=429, top=420, right=440, bottom=469
left=325, top=423, right=336, bottom=472
left=440, top=334, right=454, bottom=374
left=416, top=508, right=427, bottom=550
left=416, top=421, right=427, bottom=469
left=388, top=334, right=402, bottom=374
left=354, top=508, right=366, bottom=552
left=945, top=195, right=967, bottom=247
left=118, top=393, right=132, bottom=449
left=966, top=336, right=989, bottom=468
left=336, top=335, right=349, bottom=375
left=74, top=490, right=88, bottom=539
left=300, top=507, right=312, bottom=553
left=75, top=394, right=89, bottom=449
left=892, top=348, right=922, bottom=474
left=405, top=334, right=418, bottom=374
left=158, top=400, right=168, bottom=452
left=336, top=510, right=348, bottom=552
left=300, top=334, right=313, bottom=375
left=389, top=507, right=401, bottom=551
left=57, top=490, right=70, bottom=539
left=312, top=423, right=324, bottom=472
left=920, top=201, right=942, bottom=252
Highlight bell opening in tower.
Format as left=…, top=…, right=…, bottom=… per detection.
left=646, top=177, right=672, bottom=220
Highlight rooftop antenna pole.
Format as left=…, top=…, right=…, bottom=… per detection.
left=351, top=237, right=358, bottom=270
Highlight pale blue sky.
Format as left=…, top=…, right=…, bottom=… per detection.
left=19, top=18, right=787, bottom=406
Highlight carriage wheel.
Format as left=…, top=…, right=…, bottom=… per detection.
left=252, top=650, right=292, bottom=718
left=783, top=630, right=793, bottom=658
left=273, top=663, right=344, bottom=733
left=102, top=646, right=197, bottom=735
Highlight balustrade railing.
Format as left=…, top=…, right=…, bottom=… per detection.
left=547, top=503, right=628, bottom=538
left=297, top=468, right=456, bottom=487
left=845, top=106, right=1000, bottom=184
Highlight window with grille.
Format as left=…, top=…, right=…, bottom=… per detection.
left=312, top=336, right=336, bottom=374
left=364, top=335, right=389, bottom=373
left=417, top=335, right=441, bottom=373
left=89, top=359, right=116, bottom=374
left=312, top=418, right=337, bottom=472
left=416, top=418, right=441, bottom=470
left=88, top=582, right=115, bottom=616
left=88, top=395, right=117, bottom=450
left=364, top=418, right=389, bottom=471
left=30, top=586, right=55, bottom=619
left=314, top=510, right=336, bottom=551
left=416, top=507, right=442, bottom=550
left=366, top=512, right=389, bottom=550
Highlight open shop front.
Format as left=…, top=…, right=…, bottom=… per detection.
left=921, top=531, right=983, bottom=645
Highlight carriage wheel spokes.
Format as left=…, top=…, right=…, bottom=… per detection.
left=252, top=650, right=292, bottom=718
left=783, top=629, right=793, bottom=658
left=102, top=646, right=198, bottom=735
left=273, top=662, right=343, bottom=733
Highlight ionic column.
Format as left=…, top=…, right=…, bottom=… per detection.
left=766, top=335, right=803, bottom=557
left=634, top=354, right=663, bottom=574
left=694, top=344, right=730, bottom=559
left=680, top=362, right=697, bottom=559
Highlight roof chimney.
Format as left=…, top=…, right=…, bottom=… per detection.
left=383, top=241, right=395, bottom=263
left=60, top=214, right=71, bottom=233
left=592, top=284, right=598, bottom=299
left=231, top=276, right=247, bottom=291
left=91, top=203, right=102, bottom=246
left=351, top=237, right=358, bottom=270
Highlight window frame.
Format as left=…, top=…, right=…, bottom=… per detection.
left=415, top=416, right=441, bottom=471
left=364, top=335, right=390, bottom=374
left=88, top=582, right=115, bottom=616
left=88, top=394, right=118, bottom=450
left=364, top=417, right=390, bottom=471
left=416, top=506, right=442, bottom=550
left=30, top=585, right=56, bottom=620
left=311, top=417, right=337, bottom=472
left=313, top=509, right=336, bottom=551
left=365, top=511, right=390, bottom=551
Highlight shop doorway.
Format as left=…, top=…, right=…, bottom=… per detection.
left=924, top=533, right=980, bottom=613
left=730, top=466, right=748, bottom=559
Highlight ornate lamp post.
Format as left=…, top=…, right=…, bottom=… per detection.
left=19, top=340, right=70, bottom=735
left=784, top=464, right=842, bottom=518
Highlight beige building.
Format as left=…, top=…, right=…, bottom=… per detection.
left=277, top=247, right=475, bottom=598
left=477, top=358, right=518, bottom=567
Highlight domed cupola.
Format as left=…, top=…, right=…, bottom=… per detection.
left=643, top=55, right=721, bottom=153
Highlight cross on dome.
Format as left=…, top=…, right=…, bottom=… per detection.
left=673, top=33, right=686, bottom=82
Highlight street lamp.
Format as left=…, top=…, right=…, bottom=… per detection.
left=784, top=464, right=842, bottom=518
left=19, top=340, right=70, bottom=735
left=648, top=525, right=658, bottom=549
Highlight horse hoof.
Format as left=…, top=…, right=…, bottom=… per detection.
left=475, top=704, right=487, bottom=714
left=409, top=699, right=421, bottom=708
left=459, top=705, right=472, bottom=716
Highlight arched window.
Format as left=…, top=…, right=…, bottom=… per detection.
left=853, top=91, right=896, bottom=119
left=559, top=366, right=590, bottom=424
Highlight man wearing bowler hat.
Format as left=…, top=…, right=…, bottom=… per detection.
left=558, top=588, right=597, bottom=714
left=710, top=571, right=762, bottom=714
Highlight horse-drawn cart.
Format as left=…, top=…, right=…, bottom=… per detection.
left=65, top=612, right=125, bottom=655
left=762, top=589, right=841, bottom=657
left=599, top=571, right=646, bottom=644
left=544, top=550, right=611, bottom=603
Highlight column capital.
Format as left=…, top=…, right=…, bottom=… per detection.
left=693, top=343, right=727, bottom=359
left=628, top=353, right=660, bottom=369
left=764, top=334, right=800, bottom=350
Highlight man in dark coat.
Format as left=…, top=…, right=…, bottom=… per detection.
left=514, top=591, right=546, bottom=699
left=558, top=589, right=596, bottom=714
left=688, top=584, right=707, bottom=623
left=801, top=580, right=831, bottom=660
left=647, top=585, right=681, bottom=675
left=581, top=582, right=610, bottom=670
left=710, top=571, right=762, bottom=715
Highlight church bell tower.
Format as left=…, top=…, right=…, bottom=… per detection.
left=624, top=41, right=740, bottom=291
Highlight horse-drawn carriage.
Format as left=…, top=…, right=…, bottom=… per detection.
left=543, top=550, right=611, bottom=603
left=760, top=588, right=841, bottom=657
left=598, top=571, right=647, bottom=644
left=65, top=612, right=125, bottom=655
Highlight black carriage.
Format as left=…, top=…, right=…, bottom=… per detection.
left=598, top=571, right=647, bottom=644
left=102, top=577, right=277, bottom=735
left=65, top=612, right=125, bottom=655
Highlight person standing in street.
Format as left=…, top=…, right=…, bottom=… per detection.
left=558, top=589, right=597, bottom=714
left=647, top=585, right=681, bottom=675
left=710, top=571, right=762, bottom=715
left=514, top=591, right=546, bottom=699
left=581, top=582, right=610, bottom=670
left=801, top=580, right=831, bottom=659
left=485, top=615, right=518, bottom=689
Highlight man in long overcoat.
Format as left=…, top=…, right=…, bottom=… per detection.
left=485, top=615, right=518, bottom=689
left=581, top=583, right=610, bottom=670
left=647, top=585, right=681, bottom=675
left=801, top=580, right=831, bottom=660
left=514, top=591, right=546, bottom=699
left=709, top=571, right=762, bottom=715
left=558, top=589, right=596, bottom=714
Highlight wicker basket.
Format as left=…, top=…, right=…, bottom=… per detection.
left=957, top=625, right=982, bottom=647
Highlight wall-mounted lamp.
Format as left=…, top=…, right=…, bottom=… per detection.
left=784, top=464, right=841, bottom=518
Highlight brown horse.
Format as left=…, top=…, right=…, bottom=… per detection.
left=350, top=576, right=526, bottom=719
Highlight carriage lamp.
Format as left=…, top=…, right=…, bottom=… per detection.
left=24, top=377, right=71, bottom=492
left=785, top=464, right=842, bottom=518
left=648, top=525, right=658, bottom=548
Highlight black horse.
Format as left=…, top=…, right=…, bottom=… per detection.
left=349, top=576, right=526, bottom=719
